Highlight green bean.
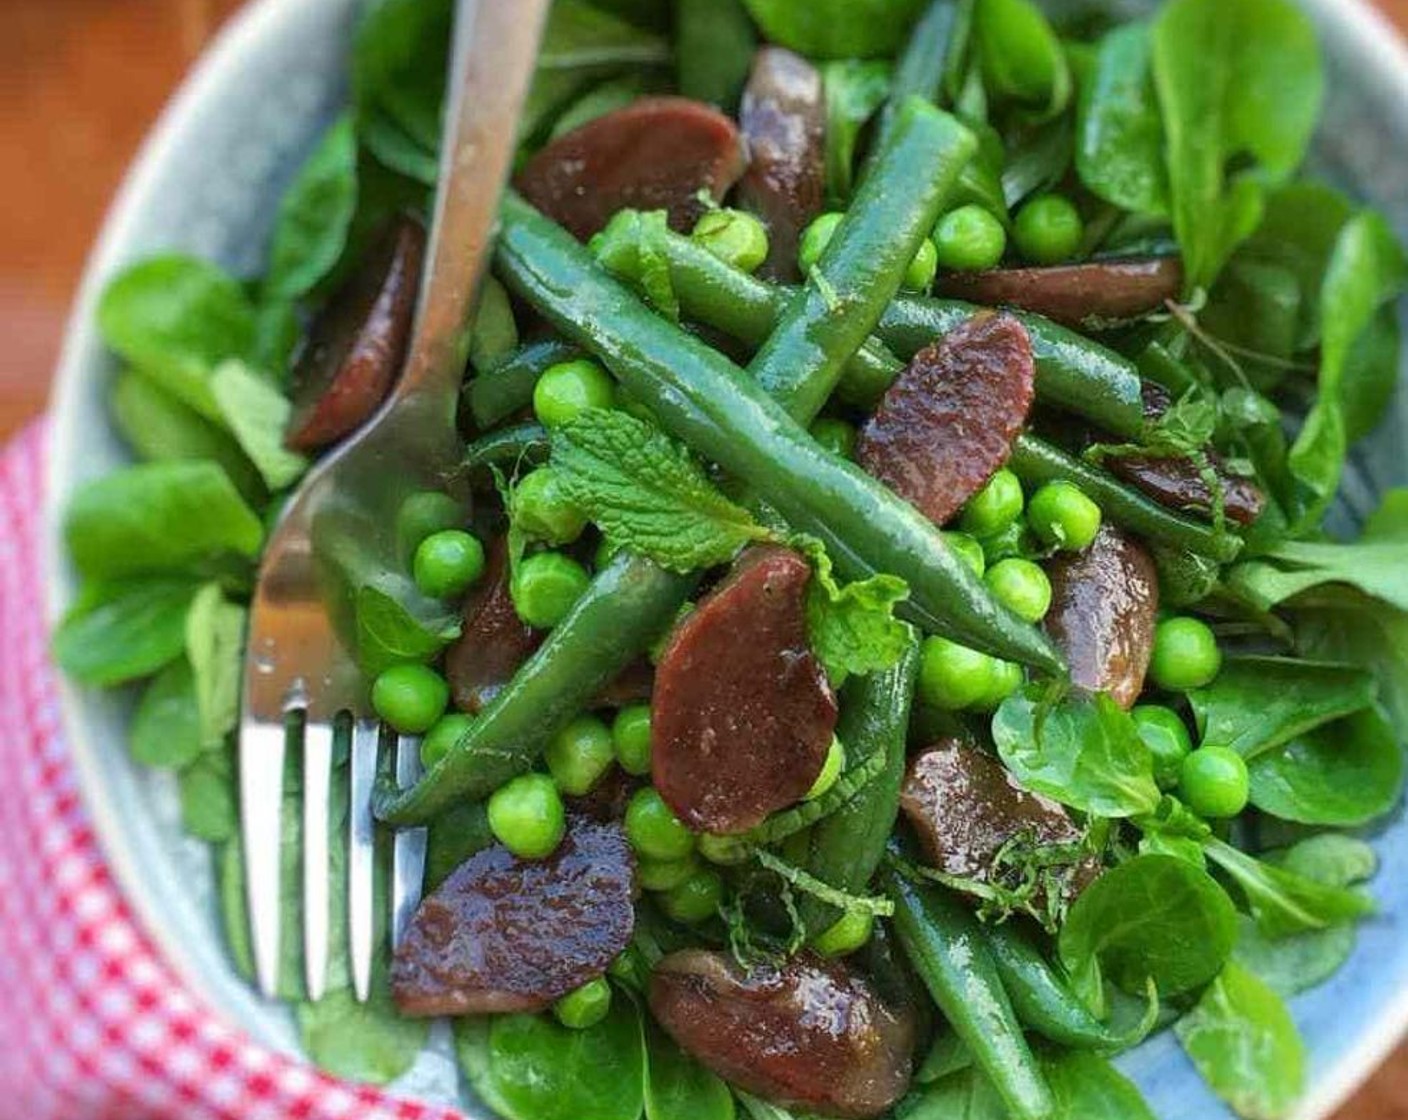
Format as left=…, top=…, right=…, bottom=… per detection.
left=460, top=422, right=549, bottom=476
left=886, top=869, right=1056, bottom=1120
left=1008, top=434, right=1242, bottom=562
left=464, top=338, right=580, bottom=430
left=374, top=551, right=694, bottom=825
left=497, top=191, right=1066, bottom=673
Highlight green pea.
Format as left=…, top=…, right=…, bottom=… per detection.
left=984, top=558, right=1052, bottom=623
left=959, top=469, right=1024, bottom=538
left=371, top=664, right=449, bottom=734
left=692, top=208, right=770, bottom=273
left=809, top=417, right=858, bottom=459
left=933, top=204, right=1007, bottom=272
left=637, top=853, right=701, bottom=891
left=533, top=358, right=616, bottom=428
left=625, top=787, right=695, bottom=862
left=1027, top=481, right=1102, bottom=552
left=420, top=712, right=475, bottom=769
left=919, top=635, right=999, bottom=710
left=798, top=211, right=845, bottom=274
left=902, top=238, right=940, bottom=292
left=811, top=910, right=874, bottom=957
left=942, top=531, right=987, bottom=578
left=659, top=869, right=724, bottom=924
left=611, top=704, right=653, bottom=776
left=697, top=832, right=751, bottom=866
left=1179, top=746, right=1249, bottom=819
left=487, top=773, right=566, bottom=859
left=412, top=529, right=486, bottom=599
left=512, top=468, right=587, bottom=546
left=545, top=715, right=616, bottom=795
left=1013, top=194, right=1083, bottom=265
left=971, top=658, right=1025, bottom=713
left=511, top=552, right=591, bottom=629
left=396, top=490, right=463, bottom=563
left=1149, top=616, right=1222, bottom=692
left=1132, top=704, right=1194, bottom=790
left=553, top=977, right=612, bottom=1029
left=805, top=735, right=846, bottom=801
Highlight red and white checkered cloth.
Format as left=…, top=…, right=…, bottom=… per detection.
left=0, top=422, right=465, bottom=1120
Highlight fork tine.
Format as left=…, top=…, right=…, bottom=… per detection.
left=391, top=736, right=428, bottom=949
left=240, top=719, right=287, bottom=999
left=348, top=717, right=379, bottom=1003
left=301, top=719, right=335, bottom=1002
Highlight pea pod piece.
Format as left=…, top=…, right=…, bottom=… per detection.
left=886, top=870, right=1056, bottom=1120
left=465, top=338, right=581, bottom=430
left=375, top=552, right=695, bottom=824
left=461, top=422, right=550, bottom=476
left=497, top=191, right=1066, bottom=674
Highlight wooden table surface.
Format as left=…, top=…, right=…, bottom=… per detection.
left=5, top=1, right=1408, bottom=1116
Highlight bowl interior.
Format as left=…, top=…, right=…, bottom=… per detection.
left=44, top=0, right=1408, bottom=1116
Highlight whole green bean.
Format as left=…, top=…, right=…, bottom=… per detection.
left=374, top=551, right=694, bottom=824
left=460, top=421, right=549, bottom=476
left=464, top=338, right=580, bottom=430
left=886, top=870, right=1056, bottom=1120
left=1009, top=434, right=1242, bottom=562
left=497, top=191, right=1066, bottom=673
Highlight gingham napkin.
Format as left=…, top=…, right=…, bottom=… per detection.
left=0, top=422, right=463, bottom=1120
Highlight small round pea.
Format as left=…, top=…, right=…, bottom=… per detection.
left=1132, top=704, right=1194, bottom=790
left=625, top=787, right=695, bottom=862
left=810, top=417, right=857, bottom=459
left=692, top=208, right=770, bottom=273
left=1179, top=746, right=1250, bottom=819
left=553, top=977, right=612, bottom=1030
left=971, top=658, right=1025, bottom=713
left=942, top=531, right=987, bottom=578
left=487, top=773, right=566, bottom=859
left=420, top=712, right=475, bottom=769
left=533, top=358, right=616, bottom=429
left=812, top=910, right=874, bottom=957
left=660, top=869, right=724, bottom=924
left=984, top=558, right=1053, bottom=623
left=545, top=714, right=616, bottom=796
left=512, top=468, right=587, bottom=546
left=637, top=853, right=701, bottom=892
left=798, top=211, right=845, bottom=274
left=1026, top=481, right=1102, bottom=552
left=511, top=552, right=591, bottom=629
left=611, top=704, right=653, bottom=776
left=412, top=529, right=486, bottom=599
left=903, top=238, right=939, bottom=292
left=1014, top=194, right=1084, bottom=265
left=371, top=664, right=449, bottom=734
left=933, top=204, right=1007, bottom=272
left=697, top=832, right=751, bottom=866
left=1149, top=616, right=1223, bottom=692
left=919, top=635, right=999, bottom=710
left=805, top=736, right=846, bottom=801
left=960, top=469, right=1024, bottom=538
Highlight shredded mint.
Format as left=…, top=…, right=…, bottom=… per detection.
left=753, top=848, right=894, bottom=918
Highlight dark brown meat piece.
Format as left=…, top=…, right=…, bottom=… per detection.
left=391, top=816, right=634, bottom=1016
left=1044, top=525, right=1160, bottom=708
left=900, top=738, right=1090, bottom=888
left=856, top=312, right=1035, bottom=527
left=650, top=950, right=916, bottom=1119
left=514, top=97, right=747, bottom=241
left=935, top=256, right=1183, bottom=331
left=737, top=47, right=826, bottom=281
left=285, top=215, right=424, bottom=452
left=444, top=536, right=542, bottom=714
left=652, top=546, right=837, bottom=834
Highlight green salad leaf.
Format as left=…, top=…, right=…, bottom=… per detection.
left=643, top=1019, right=736, bottom=1120
left=742, top=0, right=928, bottom=60
left=897, top=1068, right=1007, bottom=1119
left=52, top=578, right=203, bottom=686
left=179, top=747, right=237, bottom=843
left=676, top=0, right=756, bottom=112
left=1204, top=837, right=1375, bottom=938
left=296, top=977, right=429, bottom=1085
left=353, top=0, right=450, bottom=153
left=975, top=0, right=1070, bottom=116
left=1175, top=961, right=1306, bottom=1120
left=354, top=579, right=462, bottom=676
left=129, top=658, right=203, bottom=769
left=1044, top=1051, right=1158, bottom=1120
left=823, top=61, right=893, bottom=204
left=1292, top=587, right=1408, bottom=738
left=265, top=114, right=359, bottom=302
left=210, top=360, right=308, bottom=491
left=1075, top=23, right=1167, bottom=216
left=185, top=583, right=246, bottom=750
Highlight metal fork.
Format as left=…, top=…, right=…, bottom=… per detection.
left=239, top=0, right=551, bottom=1002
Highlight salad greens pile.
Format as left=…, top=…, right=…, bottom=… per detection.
left=55, top=0, right=1408, bottom=1117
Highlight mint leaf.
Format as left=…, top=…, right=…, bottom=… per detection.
left=550, top=409, right=767, bottom=573
left=794, top=535, right=911, bottom=683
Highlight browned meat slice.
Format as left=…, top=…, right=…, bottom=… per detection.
left=391, top=816, right=634, bottom=1016
left=737, top=47, right=826, bottom=281
left=900, top=738, right=1089, bottom=886
left=1044, top=525, right=1159, bottom=708
left=285, top=216, right=425, bottom=451
left=856, top=312, right=1035, bottom=527
left=444, top=537, right=542, bottom=714
left=652, top=546, right=837, bottom=834
left=514, top=97, right=747, bottom=241
left=935, top=257, right=1183, bottom=331
left=650, top=950, right=916, bottom=1119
